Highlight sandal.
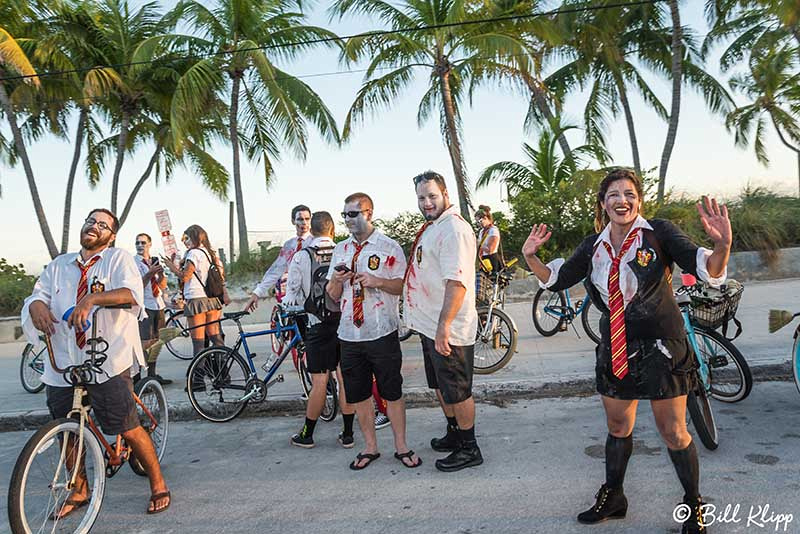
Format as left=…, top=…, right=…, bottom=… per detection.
left=50, top=497, right=90, bottom=520
left=147, top=491, right=171, bottom=515
left=349, top=452, right=380, bottom=470
left=394, top=450, right=423, bottom=468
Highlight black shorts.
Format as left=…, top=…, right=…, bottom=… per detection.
left=421, top=335, right=475, bottom=404
left=305, top=321, right=340, bottom=374
left=46, top=370, right=139, bottom=435
left=340, top=331, right=403, bottom=404
left=138, top=308, right=165, bottom=341
left=595, top=337, right=697, bottom=400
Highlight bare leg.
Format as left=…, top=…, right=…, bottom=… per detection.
left=435, top=389, right=454, bottom=418
left=450, top=396, right=475, bottom=430
left=386, top=398, right=420, bottom=466
left=353, top=398, right=378, bottom=467
left=306, top=372, right=329, bottom=420
left=52, top=434, right=90, bottom=518
left=122, top=425, right=169, bottom=513
left=336, top=365, right=354, bottom=416
left=650, top=396, right=691, bottom=449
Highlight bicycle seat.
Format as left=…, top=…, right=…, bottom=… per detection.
left=223, top=310, right=250, bottom=321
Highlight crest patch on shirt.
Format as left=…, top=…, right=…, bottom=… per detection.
left=368, top=254, right=380, bottom=271
left=90, top=277, right=105, bottom=293
left=416, top=246, right=422, bottom=265
left=636, top=247, right=656, bottom=268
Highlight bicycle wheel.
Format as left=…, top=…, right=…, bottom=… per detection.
left=692, top=326, right=752, bottom=403
left=687, top=385, right=719, bottom=450
left=186, top=347, right=251, bottom=422
left=296, top=355, right=338, bottom=423
left=20, top=343, right=46, bottom=394
left=164, top=311, right=193, bottom=360
left=130, top=378, right=169, bottom=477
left=474, top=307, right=518, bottom=374
left=8, top=418, right=106, bottom=534
left=580, top=297, right=603, bottom=345
left=532, top=288, right=566, bottom=336
left=297, top=351, right=313, bottom=398
left=793, top=333, right=800, bottom=395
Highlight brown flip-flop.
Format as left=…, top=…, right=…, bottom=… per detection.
left=349, top=452, right=380, bottom=470
left=147, top=491, right=171, bottom=515
left=50, top=497, right=90, bottom=520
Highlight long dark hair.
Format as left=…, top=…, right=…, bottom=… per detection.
left=184, top=224, right=217, bottom=266
left=594, top=169, right=645, bottom=232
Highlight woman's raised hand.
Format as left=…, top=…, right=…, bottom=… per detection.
left=522, top=224, right=552, bottom=258
left=696, top=196, right=732, bottom=248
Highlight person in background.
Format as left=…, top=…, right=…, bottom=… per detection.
left=475, top=205, right=501, bottom=273
left=134, top=233, right=170, bottom=384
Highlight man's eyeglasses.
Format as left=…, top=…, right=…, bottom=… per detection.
left=84, top=218, right=112, bottom=232
left=341, top=210, right=369, bottom=219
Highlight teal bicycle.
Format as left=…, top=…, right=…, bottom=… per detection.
left=532, top=284, right=602, bottom=344
left=768, top=308, right=800, bottom=395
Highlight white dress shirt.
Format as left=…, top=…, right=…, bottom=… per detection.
left=21, top=247, right=146, bottom=386
left=253, top=233, right=312, bottom=298
left=541, top=215, right=727, bottom=308
left=135, top=254, right=166, bottom=310
left=284, top=236, right=336, bottom=327
left=326, top=230, right=407, bottom=342
left=404, top=205, right=478, bottom=346
left=182, top=247, right=213, bottom=300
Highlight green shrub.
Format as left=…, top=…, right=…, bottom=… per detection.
left=0, top=259, right=36, bottom=316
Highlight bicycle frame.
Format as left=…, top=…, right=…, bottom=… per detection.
left=680, top=303, right=712, bottom=390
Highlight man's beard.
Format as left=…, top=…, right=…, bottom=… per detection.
left=80, top=231, right=112, bottom=250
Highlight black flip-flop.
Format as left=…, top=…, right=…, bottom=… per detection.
left=50, top=497, right=90, bottom=520
left=349, top=452, right=380, bottom=470
left=394, top=450, right=423, bottom=468
left=147, top=491, right=171, bottom=515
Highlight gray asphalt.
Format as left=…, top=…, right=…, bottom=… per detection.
left=2, top=381, right=799, bottom=533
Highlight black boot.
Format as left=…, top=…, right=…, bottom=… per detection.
left=434, top=439, right=483, bottom=472
left=680, top=495, right=707, bottom=533
left=431, top=424, right=460, bottom=452
left=576, top=484, right=628, bottom=524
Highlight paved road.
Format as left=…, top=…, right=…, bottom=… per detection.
left=2, top=381, right=799, bottom=533
left=3, top=278, right=798, bottom=423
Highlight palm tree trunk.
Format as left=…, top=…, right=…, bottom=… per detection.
left=438, top=67, right=472, bottom=219
left=110, top=109, right=130, bottom=214
left=61, top=108, right=88, bottom=253
left=230, top=74, right=249, bottom=260
left=0, top=83, right=59, bottom=258
left=119, top=143, right=163, bottom=227
left=658, top=0, right=683, bottom=203
left=525, top=77, right=573, bottom=159
left=614, top=73, right=642, bottom=177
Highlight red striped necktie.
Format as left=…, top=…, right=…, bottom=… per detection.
left=601, top=229, right=641, bottom=380
left=149, top=260, right=161, bottom=297
left=75, top=255, right=101, bottom=349
left=296, top=237, right=303, bottom=252
left=351, top=241, right=367, bottom=327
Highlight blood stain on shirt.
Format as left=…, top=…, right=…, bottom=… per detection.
left=386, top=256, right=396, bottom=267
left=373, top=301, right=385, bottom=309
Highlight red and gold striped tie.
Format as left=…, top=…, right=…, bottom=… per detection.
left=150, top=261, right=161, bottom=297
left=602, top=229, right=641, bottom=380
left=403, top=222, right=431, bottom=283
left=351, top=242, right=367, bottom=327
left=75, top=256, right=101, bottom=349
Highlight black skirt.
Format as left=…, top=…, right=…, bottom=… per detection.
left=595, top=337, right=697, bottom=400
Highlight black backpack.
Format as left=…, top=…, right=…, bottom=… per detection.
left=303, top=245, right=340, bottom=324
left=192, top=248, right=225, bottom=300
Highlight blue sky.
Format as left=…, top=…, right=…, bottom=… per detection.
left=1, top=1, right=797, bottom=273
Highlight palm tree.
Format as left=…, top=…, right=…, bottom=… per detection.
left=658, top=0, right=683, bottom=203
left=0, top=14, right=59, bottom=258
left=476, top=123, right=609, bottom=196
left=165, top=0, right=341, bottom=260
left=725, top=45, right=800, bottom=194
left=331, top=0, right=527, bottom=219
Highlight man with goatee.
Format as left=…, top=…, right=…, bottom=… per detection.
left=21, top=208, right=171, bottom=515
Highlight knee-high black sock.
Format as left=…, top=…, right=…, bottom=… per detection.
left=209, top=334, right=225, bottom=347
left=668, top=441, right=700, bottom=500
left=191, top=338, right=206, bottom=357
left=148, top=361, right=157, bottom=377
left=446, top=416, right=458, bottom=431
left=605, top=433, right=633, bottom=490
left=342, top=413, right=355, bottom=436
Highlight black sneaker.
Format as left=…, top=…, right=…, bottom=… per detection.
left=431, top=425, right=460, bottom=452
left=338, top=432, right=354, bottom=449
left=680, top=496, right=707, bottom=534
left=434, top=440, right=483, bottom=472
left=576, top=484, right=628, bottom=524
left=150, top=374, right=173, bottom=386
left=290, top=433, right=315, bottom=449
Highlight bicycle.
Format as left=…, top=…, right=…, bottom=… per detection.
left=473, top=259, right=519, bottom=374
left=185, top=306, right=338, bottom=423
left=160, top=307, right=194, bottom=360
left=531, top=284, right=602, bottom=344
left=8, top=305, right=169, bottom=534
left=767, top=308, right=800, bottom=395
left=20, top=341, right=47, bottom=393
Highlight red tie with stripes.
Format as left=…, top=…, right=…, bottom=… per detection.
left=602, top=229, right=641, bottom=380
left=150, top=260, right=161, bottom=297
left=351, top=242, right=367, bottom=327
left=296, top=238, right=303, bottom=252
left=75, top=256, right=101, bottom=349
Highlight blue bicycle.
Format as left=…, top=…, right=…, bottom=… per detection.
left=185, top=307, right=337, bottom=423
left=532, top=285, right=602, bottom=344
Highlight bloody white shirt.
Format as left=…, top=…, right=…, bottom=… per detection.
left=135, top=254, right=166, bottom=310
left=253, top=233, right=312, bottom=298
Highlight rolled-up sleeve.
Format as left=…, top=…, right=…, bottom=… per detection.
left=386, top=242, right=407, bottom=280
left=21, top=262, right=54, bottom=347
left=695, top=247, right=727, bottom=287
left=539, top=258, right=565, bottom=289
left=253, top=246, right=289, bottom=297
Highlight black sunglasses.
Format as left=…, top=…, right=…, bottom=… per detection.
left=412, top=173, right=446, bottom=186
left=135, top=240, right=149, bottom=245
left=341, top=210, right=369, bottom=219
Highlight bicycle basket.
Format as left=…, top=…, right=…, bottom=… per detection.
left=476, top=270, right=494, bottom=306
left=688, top=279, right=744, bottom=331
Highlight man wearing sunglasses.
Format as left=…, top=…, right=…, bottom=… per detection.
left=21, top=208, right=171, bottom=514
left=326, top=193, right=422, bottom=470
left=404, top=171, right=482, bottom=472
left=134, top=233, right=170, bottom=384
left=245, top=205, right=312, bottom=312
